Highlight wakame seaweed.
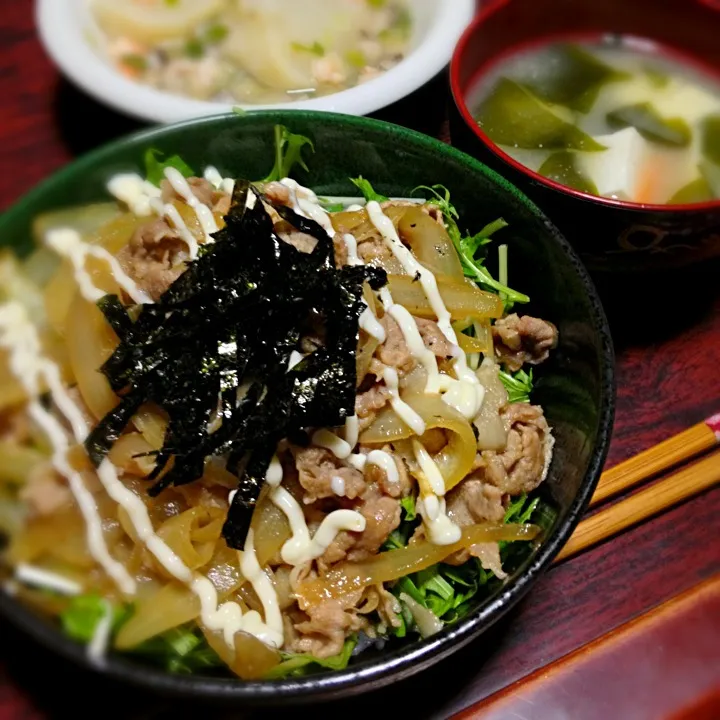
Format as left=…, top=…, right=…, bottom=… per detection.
left=85, top=180, right=387, bottom=549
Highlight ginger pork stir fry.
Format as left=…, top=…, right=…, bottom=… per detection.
left=0, top=127, right=557, bottom=679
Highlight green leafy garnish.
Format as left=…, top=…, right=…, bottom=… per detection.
left=346, top=50, right=367, bottom=68
left=265, top=637, right=357, bottom=679
left=130, top=627, right=224, bottom=675
left=60, top=597, right=224, bottom=676
left=366, top=0, right=387, bottom=7
left=669, top=160, right=720, bottom=204
left=383, top=491, right=418, bottom=550
left=414, top=184, right=529, bottom=308
left=204, top=23, right=229, bottom=44
left=499, top=368, right=534, bottom=404
left=499, top=494, right=541, bottom=552
left=384, top=493, right=543, bottom=634
left=184, top=38, right=205, bottom=59
left=538, top=151, right=599, bottom=195
left=700, top=160, right=720, bottom=197
left=607, top=103, right=692, bottom=147
left=390, top=561, right=491, bottom=630
left=349, top=176, right=389, bottom=203
left=522, top=44, right=630, bottom=113
left=503, top=493, right=540, bottom=525
left=60, top=594, right=130, bottom=643
left=260, top=124, right=315, bottom=183
left=669, top=176, right=714, bottom=204
left=400, top=494, right=416, bottom=521
left=144, top=149, right=195, bottom=187
left=164, top=0, right=180, bottom=6
left=120, top=54, right=148, bottom=72
left=644, top=66, right=670, bottom=89
left=291, top=41, right=325, bottom=57
left=700, top=115, right=720, bottom=166
left=379, top=6, right=412, bottom=42
left=321, top=202, right=346, bottom=213
left=476, top=78, right=607, bottom=151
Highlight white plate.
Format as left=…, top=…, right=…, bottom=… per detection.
left=36, top=0, right=476, bottom=124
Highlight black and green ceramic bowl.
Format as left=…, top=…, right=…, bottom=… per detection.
left=450, top=0, right=720, bottom=274
left=0, top=111, right=615, bottom=704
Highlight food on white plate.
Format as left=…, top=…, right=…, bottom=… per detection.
left=91, top=0, right=412, bottom=104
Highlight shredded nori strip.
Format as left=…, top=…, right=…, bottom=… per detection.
left=85, top=180, right=387, bottom=548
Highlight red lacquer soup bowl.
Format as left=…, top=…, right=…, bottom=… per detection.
left=450, top=0, right=720, bottom=274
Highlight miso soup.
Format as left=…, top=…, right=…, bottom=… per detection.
left=471, top=37, right=720, bottom=205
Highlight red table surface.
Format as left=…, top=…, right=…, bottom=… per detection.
left=1, top=2, right=719, bottom=718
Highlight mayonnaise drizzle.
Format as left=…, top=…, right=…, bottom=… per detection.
left=87, top=600, right=114, bottom=663
left=107, top=173, right=161, bottom=217
left=269, top=192, right=435, bottom=489
left=348, top=453, right=367, bottom=471
left=164, top=167, right=218, bottom=244
left=1, top=301, right=284, bottom=649
left=366, top=450, right=400, bottom=488
left=330, top=476, right=346, bottom=496
left=99, top=456, right=284, bottom=647
left=388, top=304, right=441, bottom=393
left=95, top=458, right=191, bottom=581
left=417, top=495, right=461, bottom=545
left=190, top=531, right=283, bottom=648
left=15, top=563, right=82, bottom=596
left=441, top=379, right=485, bottom=421
left=359, top=305, right=386, bottom=342
left=344, top=415, right=359, bottom=451
left=149, top=198, right=200, bottom=260
left=343, top=233, right=362, bottom=265
left=310, top=192, right=483, bottom=424
left=203, top=166, right=224, bottom=188
left=411, top=439, right=461, bottom=545
left=0, top=304, right=136, bottom=595
left=379, top=286, right=394, bottom=310
left=266, top=453, right=284, bottom=488
left=383, top=365, right=426, bottom=436
left=346, top=449, right=401, bottom=488
left=264, top=454, right=366, bottom=566
left=280, top=179, right=337, bottom=239
left=364, top=202, right=482, bottom=544
left=108, top=163, right=227, bottom=261
left=312, top=428, right=352, bottom=460
left=238, top=531, right=284, bottom=645
left=45, top=228, right=152, bottom=305
left=203, top=167, right=234, bottom=196
left=366, top=201, right=480, bottom=388
left=412, top=438, right=445, bottom=496
left=272, top=487, right=365, bottom=566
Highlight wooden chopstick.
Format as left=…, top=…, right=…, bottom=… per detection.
left=555, top=448, right=720, bottom=563
left=590, top=413, right=720, bottom=508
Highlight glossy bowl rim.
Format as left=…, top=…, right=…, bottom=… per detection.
left=0, top=110, right=616, bottom=703
left=35, top=0, right=476, bottom=122
left=449, top=0, right=720, bottom=213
